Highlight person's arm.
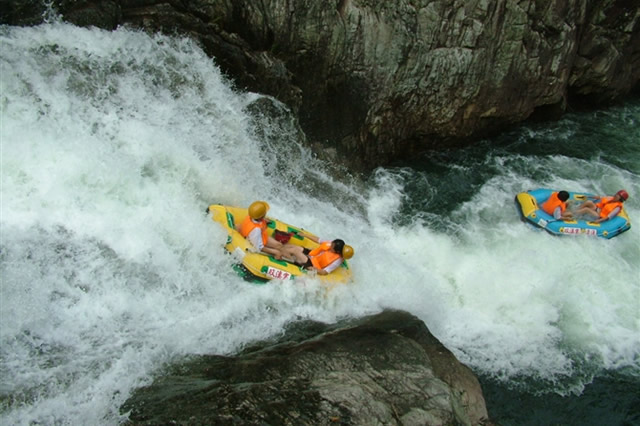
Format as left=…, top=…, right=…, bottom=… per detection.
left=247, top=228, right=264, bottom=250
left=317, top=258, right=343, bottom=275
left=553, top=207, right=573, bottom=220
left=297, top=230, right=320, bottom=243
left=594, top=207, right=621, bottom=223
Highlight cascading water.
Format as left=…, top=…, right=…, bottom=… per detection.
left=1, top=23, right=638, bottom=425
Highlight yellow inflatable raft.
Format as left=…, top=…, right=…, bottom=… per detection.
left=206, top=204, right=352, bottom=285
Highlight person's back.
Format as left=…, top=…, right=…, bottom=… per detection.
left=309, top=241, right=342, bottom=273
left=239, top=201, right=285, bottom=259
left=542, top=191, right=572, bottom=220
left=239, top=214, right=267, bottom=250
left=290, top=238, right=354, bottom=275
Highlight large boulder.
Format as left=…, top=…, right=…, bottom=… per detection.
left=122, top=310, right=491, bottom=425
left=2, top=0, right=638, bottom=169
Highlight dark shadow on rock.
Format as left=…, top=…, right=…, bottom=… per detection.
left=122, top=310, right=493, bottom=425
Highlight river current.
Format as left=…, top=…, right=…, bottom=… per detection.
left=1, top=23, right=638, bottom=425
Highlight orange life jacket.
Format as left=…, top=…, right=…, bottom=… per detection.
left=309, top=241, right=341, bottom=270
left=239, top=215, right=268, bottom=246
left=541, top=192, right=566, bottom=216
left=596, top=197, right=622, bottom=219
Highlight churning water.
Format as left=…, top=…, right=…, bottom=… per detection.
left=1, top=23, right=638, bottom=424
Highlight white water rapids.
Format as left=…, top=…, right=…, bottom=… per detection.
left=1, top=23, right=638, bottom=424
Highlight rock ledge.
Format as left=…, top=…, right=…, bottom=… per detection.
left=123, top=310, right=491, bottom=425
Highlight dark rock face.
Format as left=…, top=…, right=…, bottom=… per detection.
left=2, top=1, right=638, bottom=169
left=122, top=310, right=491, bottom=425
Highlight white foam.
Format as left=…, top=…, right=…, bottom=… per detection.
left=1, top=23, right=639, bottom=424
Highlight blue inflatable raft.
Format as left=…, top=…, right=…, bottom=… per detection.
left=515, top=188, right=631, bottom=239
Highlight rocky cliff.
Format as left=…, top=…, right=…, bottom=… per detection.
left=122, top=310, right=492, bottom=425
left=2, top=0, right=638, bottom=169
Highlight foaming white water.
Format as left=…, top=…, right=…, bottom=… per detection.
left=368, top=151, right=640, bottom=391
left=0, top=23, right=372, bottom=424
left=1, top=22, right=638, bottom=424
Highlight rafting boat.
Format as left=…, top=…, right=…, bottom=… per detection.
left=515, top=188, right=631, bottom=239
left=206, top=204, right=352, bottom=285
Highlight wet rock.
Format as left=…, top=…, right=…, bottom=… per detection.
left=3, top=0, right=638, bottom=169
left=122, top=310, right=491, bottom=425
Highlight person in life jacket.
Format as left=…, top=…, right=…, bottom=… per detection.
left=541, top=190, right=574, bottom=220
left=237, top=201, right=286, bottom=259
left=286, top=235, right=354, bottom=275
left=574, top=189, right=629, bottom=223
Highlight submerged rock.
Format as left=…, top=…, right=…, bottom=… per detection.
left=122, top=310, right=491, bottom=425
